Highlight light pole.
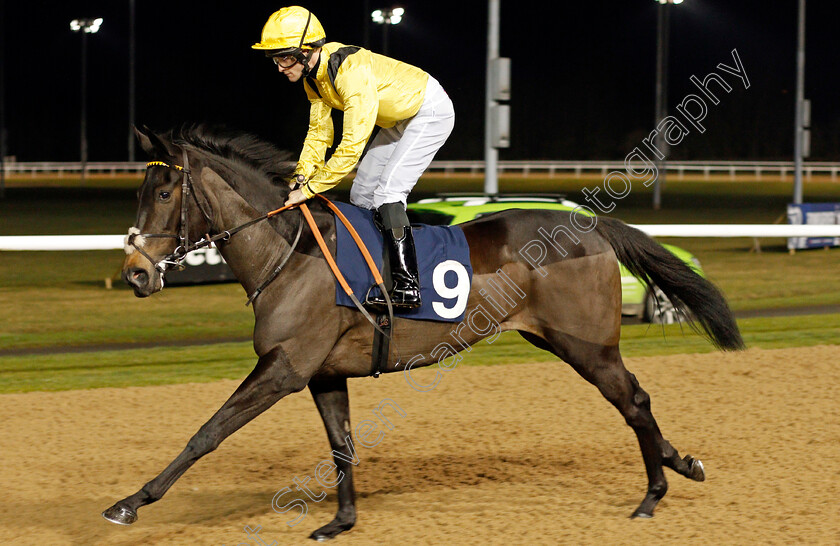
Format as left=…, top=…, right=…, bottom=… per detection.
left=363, top=0, right=371, bottom=48
left=129, top=0, right=136, bottom=162
left=0, top=2, right=6, bottom=199
left=370, top=7, right=404, bottom=56
left=793, top=0, right=806, bottom=204
left=0, top=0, right=6, bottom=198
left=652, top=0, right=683, bottom=210
left=485, top=0, right=500, bottom=195
left=70, top=17, right=103, bottom=183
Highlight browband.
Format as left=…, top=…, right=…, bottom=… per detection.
left=146, top=161, right=185, bottom=172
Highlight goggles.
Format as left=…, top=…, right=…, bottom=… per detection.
left=271, top=53, right=299, bottom=68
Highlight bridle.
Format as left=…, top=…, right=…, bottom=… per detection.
left=126, top=148, right=303, bottom=304
left=127, top=150, right=210, bottom=273
left=126, top=147, right=394, bottom=363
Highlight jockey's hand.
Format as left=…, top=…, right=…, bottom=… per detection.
left=284, top=188, right=309, bottom=207
left=289, top=174, right=306, bottom=189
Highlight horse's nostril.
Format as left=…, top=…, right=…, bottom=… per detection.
left=127, top=268, right=149, bottom=286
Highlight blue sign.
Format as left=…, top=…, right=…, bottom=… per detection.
left=787, top=203, right=840, bottom=250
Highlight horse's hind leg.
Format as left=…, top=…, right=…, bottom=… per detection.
left=520, top=331, right=704, bottom=518
left=638, top=370, right=706, bottom=483
left=102, top=346, right=308, bottom=525
left=307, top=377, right=357, bottom=541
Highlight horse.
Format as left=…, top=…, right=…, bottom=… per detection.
left=103, top=125, right=744, bottom=540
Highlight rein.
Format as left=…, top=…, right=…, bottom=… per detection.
left=300, top=198, right=394, bottom=340
left=127, top=154, right=394, bottom=344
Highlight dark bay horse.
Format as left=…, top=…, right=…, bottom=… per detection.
left=104, top=125, right=744, bottom=540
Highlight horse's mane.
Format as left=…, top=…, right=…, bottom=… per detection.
left=171, top=124, right=297, bottom=211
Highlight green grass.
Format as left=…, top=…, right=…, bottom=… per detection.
left=2, top=174, right=840, bottom=393
left=655, top=237, right=840, bottom=311
left=465, top=314, right=840, bottom=363
left=0, top=250, right=255, bottom=351
left=3, top=314, right=839, bottom=394
left=4, top=176, right=838, bottom=352
left=618, top=313, right=840, bottom=357
left=3, top=174, right=144, bottom=189
left=0, top=187, right=138, bottom=235
left=0, top=342, right=256, bottom=393
left=6, top=240, right=837, bottom=352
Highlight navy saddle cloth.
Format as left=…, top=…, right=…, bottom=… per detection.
left=332, top=202, right=473, bottom=322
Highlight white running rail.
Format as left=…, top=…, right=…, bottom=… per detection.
left=3, top=225, right=840, bottom=251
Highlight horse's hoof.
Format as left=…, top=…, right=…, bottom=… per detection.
left=309, top=530, right=335, bottom=542
left=630, top=510, right=654, bottom=519
left=102, top=504, right=138, bottom=525
left=308, top=518, right=354, bottom=541
left=687, top=457, right=706, bottom=482
left=309, top=526, right=345, bottom=541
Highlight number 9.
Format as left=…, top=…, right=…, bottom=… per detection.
left=431, top=260, right=470, bottom=319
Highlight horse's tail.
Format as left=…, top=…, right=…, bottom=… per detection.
left=595, top=216, right=745, bottom=351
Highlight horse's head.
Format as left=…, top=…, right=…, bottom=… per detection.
left=123, top=126, right=214, bottom=297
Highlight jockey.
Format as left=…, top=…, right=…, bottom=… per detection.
left=253, top=6, right=455, bottom=310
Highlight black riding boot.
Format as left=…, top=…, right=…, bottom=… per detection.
left=368, top=203, right=422, bottom=310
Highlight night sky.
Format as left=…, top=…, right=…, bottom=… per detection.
left=1, top=1, right=837, bottom=162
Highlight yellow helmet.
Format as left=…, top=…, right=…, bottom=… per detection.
left=252, top=6, right=326, bottom=52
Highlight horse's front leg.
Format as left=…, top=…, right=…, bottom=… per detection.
left=307, top=377, right=357, bottom=541
left=102, top=346, right=308, bottom=525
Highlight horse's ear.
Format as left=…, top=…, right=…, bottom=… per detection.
left=134, top=126, right=155, bottom=157
left=134, top=125, right=177, bottom=159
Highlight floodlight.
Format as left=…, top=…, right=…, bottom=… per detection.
left=88, top=18, right=104, bottom=33
left=371, top=7, right=405, bottom=54
left=70, top=18, right=104, bottom=34
left=69, top=17, right=104, bottom=182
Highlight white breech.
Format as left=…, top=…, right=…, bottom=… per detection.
left=350, top=76, right=455, bottom=210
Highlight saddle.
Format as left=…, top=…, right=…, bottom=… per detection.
left=331, top=202, right=472, bottom=322
left=327, top=201, right=473, bottom=376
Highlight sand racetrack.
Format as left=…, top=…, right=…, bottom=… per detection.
left=1, top=345, right=838, bottom=545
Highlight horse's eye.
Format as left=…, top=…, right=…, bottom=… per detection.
left=158, top=191, right=171, bottom=202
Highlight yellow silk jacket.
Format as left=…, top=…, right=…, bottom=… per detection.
left=294, top=42, right=429, bottom=198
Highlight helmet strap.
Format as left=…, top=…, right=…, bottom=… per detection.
left=300, top=49, right=315, bottom=77
left=297, top=10, right=314, bottom=77
left=298, top=11, right=312, bottom=49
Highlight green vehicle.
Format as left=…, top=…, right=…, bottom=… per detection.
left=407, top=195, right=703, bottom=324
